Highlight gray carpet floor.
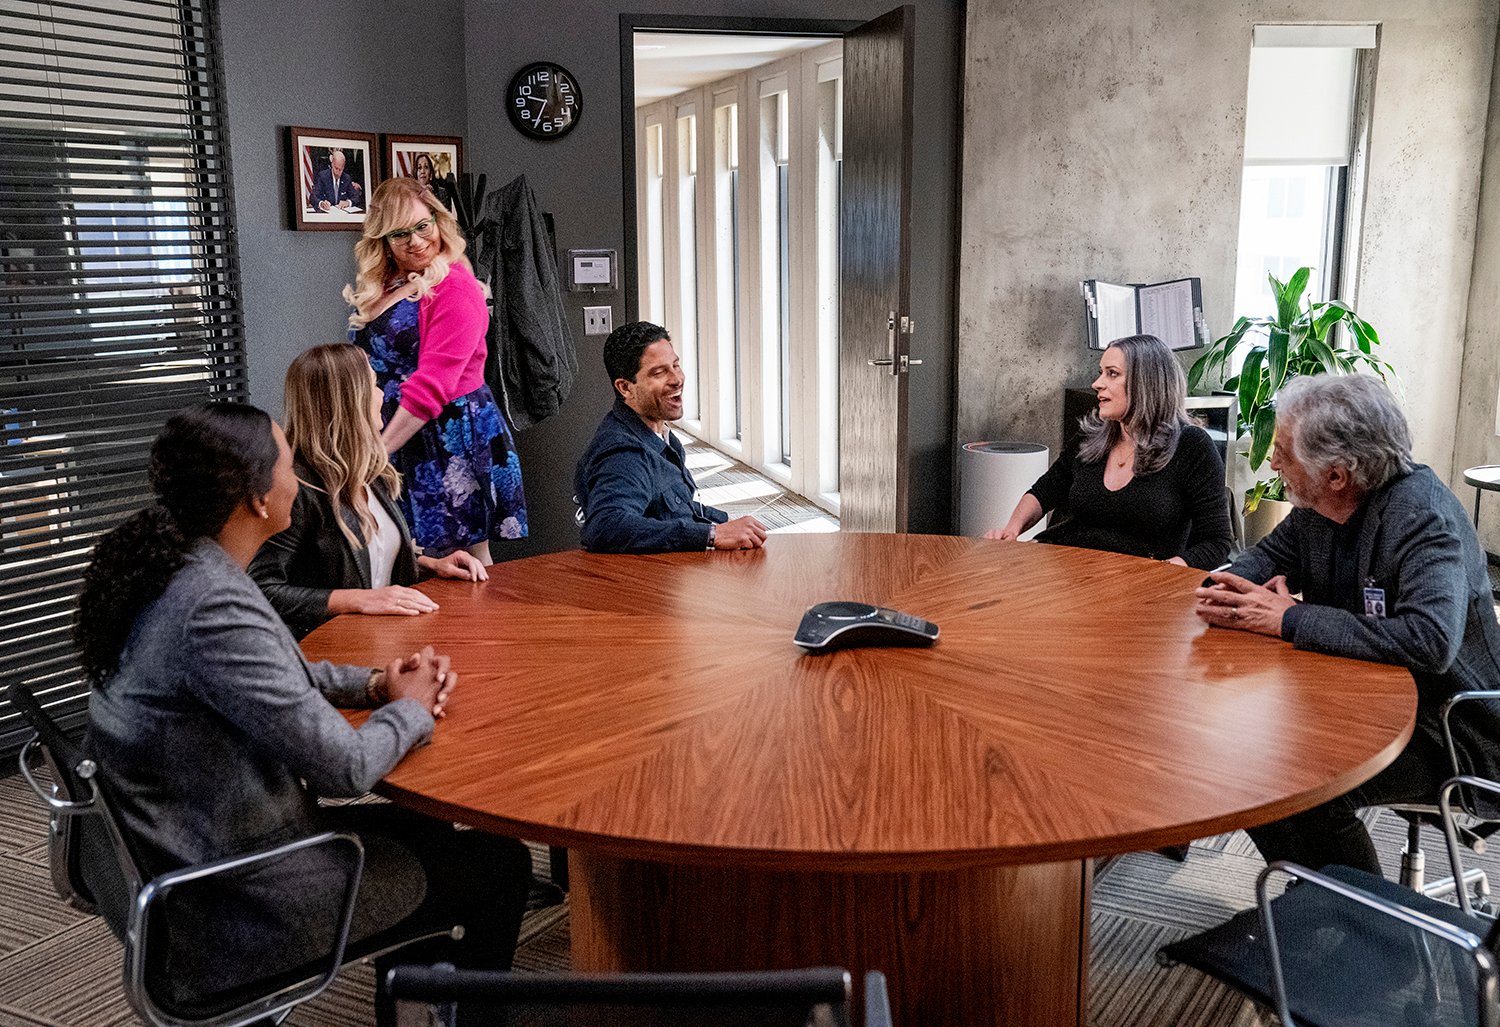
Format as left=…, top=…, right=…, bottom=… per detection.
left=3, top=761, right=1494, bottom=1026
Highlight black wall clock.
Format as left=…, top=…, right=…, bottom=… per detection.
left=506, top=63, right=582, bottom=140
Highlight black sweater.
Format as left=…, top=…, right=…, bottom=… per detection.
left=1026, top=424, right=1233, bottom=570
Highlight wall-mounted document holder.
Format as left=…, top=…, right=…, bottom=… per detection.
left=1080, top=276, right=1209, bottom=351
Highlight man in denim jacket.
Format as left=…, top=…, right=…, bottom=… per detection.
left=574, top=321, right=767, bottom=553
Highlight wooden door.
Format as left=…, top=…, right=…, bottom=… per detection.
left=838, top=5, right=915, bottom=532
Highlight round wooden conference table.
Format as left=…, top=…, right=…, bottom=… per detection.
left=302, top=533, right=1415, bottom=1027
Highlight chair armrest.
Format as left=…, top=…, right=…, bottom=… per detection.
left=126, top=830, right=364, bottom=1027
left=863, top=971, right=893, bottom=1027
left=1255, top=860, right=1499, bottom=1027
left=1442, top=776, right=1500, bottom=915
left=17, top=736, right=97, bottom=815
left=1440, top=691, right=1500, bottom=784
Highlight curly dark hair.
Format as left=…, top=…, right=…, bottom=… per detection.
left=603, top=320, right=670, bottom=386
left=75, top=402, right=280, bottom=685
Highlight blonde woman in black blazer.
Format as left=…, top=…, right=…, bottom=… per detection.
left=251, top=343, right=485, bottom=639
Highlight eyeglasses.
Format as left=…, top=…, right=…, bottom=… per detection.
left=385, top=219, right=437, bottom=245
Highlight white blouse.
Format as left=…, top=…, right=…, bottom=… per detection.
left=364, top=485, right=402, bottom=589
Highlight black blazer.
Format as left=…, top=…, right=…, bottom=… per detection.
left=249, top=459, right=419, bottom=639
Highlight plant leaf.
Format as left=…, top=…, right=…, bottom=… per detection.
left=1303, top=335, right=1338, bottom=374
left=1191, top=317, right=1256, bottom=391
left=1266, top=270, right=1285, bottom=304
left=1238, top=347, right=1266, bottom=425
left=1277, top=267, right=1311, bottom=328
left=1245, top=480, right=1266, bottom=514
left=1268, top=327, right=1292, bottom=392
left=1349, top=315, right=1380, bottom=354
left=1248, top=404, right=1277, bottom=470
left=1311, top=303, right=1346, bottom=341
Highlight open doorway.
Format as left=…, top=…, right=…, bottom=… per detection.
left=628, top=30, right=844, bottom=528
left=622, top=11, right=917, bottom=534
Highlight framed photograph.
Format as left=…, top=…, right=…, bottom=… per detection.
left=382, top=134, right=464, bottom=209
left=286, top=126, right=377, bottom=231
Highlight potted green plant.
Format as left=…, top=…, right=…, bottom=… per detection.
left=1188, top=267, right=1394, bottom=540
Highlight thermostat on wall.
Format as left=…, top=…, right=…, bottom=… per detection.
left=568, top=249, right=616, bottom=292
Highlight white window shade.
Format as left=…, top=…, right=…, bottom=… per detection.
left=1243, top=46, right=1358, bottom=165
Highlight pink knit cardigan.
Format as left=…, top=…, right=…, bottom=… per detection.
left=399, top=262, right=489, bottom=421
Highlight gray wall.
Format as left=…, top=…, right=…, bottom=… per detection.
left=462, top=0, right=964, bottom=558
left=958, top=1, right=1498, bottom=489
left=220, top=0, right=470, bottom=414
left=1455, top=18, right=1500, bottom=551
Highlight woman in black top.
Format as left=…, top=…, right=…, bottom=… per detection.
left=251, top=343, right=487, bottom=639
left=991, top=334, right=1233, bottom=570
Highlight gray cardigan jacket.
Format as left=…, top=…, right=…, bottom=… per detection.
left=1227, top=466, right=1500, bottom=780
left=86, top=539, right=433, bottom=996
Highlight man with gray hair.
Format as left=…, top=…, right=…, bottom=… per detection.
left=1195, top=372, right=1500, bottom=874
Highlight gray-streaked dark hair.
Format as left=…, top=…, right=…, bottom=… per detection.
left=1276, top=373, right=1413, bottom=491
left=1078, top=334, right=1191, bottom=475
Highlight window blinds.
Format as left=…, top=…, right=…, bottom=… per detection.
left=0, top=0, right=247, bottom=753
left=1244, top=26, right=1377, bottom=166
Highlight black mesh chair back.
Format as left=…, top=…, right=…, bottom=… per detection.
left=6, top=680, right=136, bottom=931
left=8, top=679, right=365, bottom=1027
left=1162, top=863, right=1496, bottom=1027
left=1159, top=774, right=1500, bottom=1027
left=385, top=965, right=894, bottom=1027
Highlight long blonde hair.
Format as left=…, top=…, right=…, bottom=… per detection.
left=283, top=343, right=403, bottom=548
left=343, top=177, right=474, bottom=329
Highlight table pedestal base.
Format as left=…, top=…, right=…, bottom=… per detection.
left=570, top=852, right=1091, bottom=1027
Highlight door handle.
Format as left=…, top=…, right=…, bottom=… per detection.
left=873, top=311, right=899, bottom=376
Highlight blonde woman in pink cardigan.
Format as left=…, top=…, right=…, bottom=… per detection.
left=344, top=178, right=526, bottom=564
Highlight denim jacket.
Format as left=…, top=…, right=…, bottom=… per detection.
left=574, top=398, right=728, bottom=553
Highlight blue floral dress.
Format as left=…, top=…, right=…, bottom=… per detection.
left=352, top=298, right=527, bottom=554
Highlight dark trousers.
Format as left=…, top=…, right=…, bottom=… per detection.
left=320, top=804, right=532, bottom=1027
left=1246, top=729, right=1451, bottom=875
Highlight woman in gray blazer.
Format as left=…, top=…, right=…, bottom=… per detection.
left=76, top=402, right=529, bottom=1026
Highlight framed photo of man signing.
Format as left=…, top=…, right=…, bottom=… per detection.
left=286, top=126, right=377, bottom=231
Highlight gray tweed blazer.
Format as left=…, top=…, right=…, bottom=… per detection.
left=1228, top=465, right=1500, bottom=780
left=86, top=538, right=433, bottom=996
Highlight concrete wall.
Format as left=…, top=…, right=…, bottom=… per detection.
left=462, top=0, right=964, bottom=558
left=220, top=0, right=469, bottom=414
left=958, top=1, right=1498, bottom=489
left=1454, top=18, right=1500, bottom=550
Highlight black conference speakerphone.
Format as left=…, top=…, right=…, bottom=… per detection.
left=793, top=601, right=940, bottom=653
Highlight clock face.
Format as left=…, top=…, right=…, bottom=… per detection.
left=506, top=63, right=581, bottom=140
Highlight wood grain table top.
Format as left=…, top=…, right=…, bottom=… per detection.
left=303, top=533, right=1416, bottom=872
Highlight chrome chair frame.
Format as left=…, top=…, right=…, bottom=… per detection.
left=1255, top=773, right=1500, bottom=1027
left=386, top=965, right=894, bottom=1027
left=19, top=734, right=365, bottom=1027
left=1383, top=691, right=1500, bottom=906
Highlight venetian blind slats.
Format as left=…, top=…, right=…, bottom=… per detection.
left=0, top=0, right=248, bottom=752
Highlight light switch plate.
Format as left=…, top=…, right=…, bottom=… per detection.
left=584, top=305, right=612, bottom=336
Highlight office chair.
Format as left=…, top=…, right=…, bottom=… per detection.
left=1384, top=691, right=1500, bottom=909
left=1159, top=775, right=1500, bottom=1027
left=8, top=680, right=456, bottom=1027
left=384, top=964, right=894, bottom=1027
